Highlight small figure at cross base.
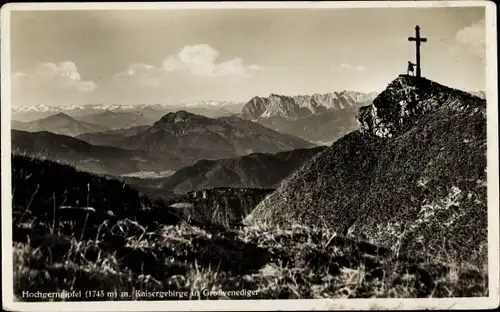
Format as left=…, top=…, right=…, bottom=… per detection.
left=407, top=61, right=416, bottom=76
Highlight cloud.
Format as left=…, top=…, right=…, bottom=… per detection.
left=11, top=46, right=264, bottom=106
left=162, top=44, right=264, bottom=77
left=12, top=62, right=96, bottom=106
left=113, top=63, right=165, bottom=88
left=106, top=44, right=264, bottom=104
left=339, top=63, right=366, bottom=71
left=455, top=19, right=485, bottom=57
left=13, top=62, right=96, bottom=93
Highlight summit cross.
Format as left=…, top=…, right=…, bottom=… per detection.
left=408, top=25, right=427, bottom=78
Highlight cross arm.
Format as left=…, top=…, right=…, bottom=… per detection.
left=408, top=37, right=427, bottom=42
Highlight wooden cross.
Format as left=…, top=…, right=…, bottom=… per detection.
left=408, top=25, right=427, bottom=78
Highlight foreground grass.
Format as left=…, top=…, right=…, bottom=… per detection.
left=11, top=155, right=488, bottom=301
left=13, top=219, right=487, bottom=301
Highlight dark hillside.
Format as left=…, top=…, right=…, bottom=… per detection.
left=159, top=146, right=326, bottom=194
left=12, top=155, right=182, bottom=239
left=12, top=130, right=185, bottom=176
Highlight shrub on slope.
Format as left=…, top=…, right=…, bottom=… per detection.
left=164, top=188, right=274, bottom=226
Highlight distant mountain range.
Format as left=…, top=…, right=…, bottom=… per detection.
left=12, top=101, right=245, bottom=122
left=73, top=110, right=156, bottom=130
left=239, top=91, right=377, bottom=144
left=12, top=92, right=381, bottom=145
left=77, top=110, right=314, bottom=156
left=11, top=113, right=109, bottom=136
left=12, top=110, right=315, bottom=180
left=75, top=126, right=150, bottom=146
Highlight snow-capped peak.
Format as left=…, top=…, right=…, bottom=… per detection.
left=13, top=104, right=59, bottom=113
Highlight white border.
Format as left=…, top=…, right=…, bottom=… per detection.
left=1, top=1, right=498, bottom=311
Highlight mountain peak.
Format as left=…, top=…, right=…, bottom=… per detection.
left=269, top=93, right=290, bottom=99
left=48, top=112, right=74, bottom=120
left=357, top=75, right=486, bottom=138
left=157, top=110, right=196, bottom=124
left=150, top=110, right=212, bottom=133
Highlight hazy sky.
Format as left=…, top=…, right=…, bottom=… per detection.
left=10, top=7, right=486, bottom=107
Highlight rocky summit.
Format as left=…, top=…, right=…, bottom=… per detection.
left=358, top=75, right=485, bottom=138
left=239, top=91, right=376, bottom=144
left=246, top=75, right=487, bottom=265
left=241, top=91, right=376, bottom=120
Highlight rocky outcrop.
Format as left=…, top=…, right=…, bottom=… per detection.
left=357, top=75, right=485, bottom=138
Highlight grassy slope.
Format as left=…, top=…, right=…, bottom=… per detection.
left=14, top=223, right=487, bottom=301
left=248, top=80, right=487, bottom=266
left=12, top=155, right=487, bottom=300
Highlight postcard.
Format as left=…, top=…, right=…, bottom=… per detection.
left=1, top=1, right=498, bottom=311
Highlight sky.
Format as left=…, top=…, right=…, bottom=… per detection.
left=9, top=7, right=486, bottom=107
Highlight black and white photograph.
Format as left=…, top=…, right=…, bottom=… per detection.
left=1, top=1, right=498, bottom=311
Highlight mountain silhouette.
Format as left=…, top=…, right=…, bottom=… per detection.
left=11, top=130, right=186, bottom=176
left=76, top=111, right=315, bottom=159
left=74, top=110, right=156, bottom=130
left=11, top=113, right=109, bottom=136
left=75, top=126, right=150, bottom=147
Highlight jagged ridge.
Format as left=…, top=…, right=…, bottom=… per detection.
left=239, top=91, right=377, bottom=144
left=241, top=91, right=376, bottom=120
